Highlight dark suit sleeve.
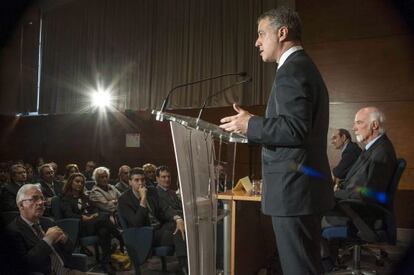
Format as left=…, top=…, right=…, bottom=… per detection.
left=332, top=144, right=361, bottom=179
left=337, top=141, right=395, bottom=200
left=118, top=192, right=149, bottom=228
left=42, top=218, right=75, bottom=253
left=247, top=72, right=311, bottom=147
left=9, top=229, right=53, bottom=265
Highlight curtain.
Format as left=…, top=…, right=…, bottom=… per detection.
left=39, top=0, right=278, bottom=114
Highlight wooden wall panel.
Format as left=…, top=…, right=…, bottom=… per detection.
left=308, top=35, right=414, bottom=102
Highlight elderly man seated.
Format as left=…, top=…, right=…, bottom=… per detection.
left=322, top=106, right=397, bottom=271
left=3, top=184, right=84, bottom=274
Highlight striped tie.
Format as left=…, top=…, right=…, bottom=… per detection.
left=32, top=223, right=66, bottom=275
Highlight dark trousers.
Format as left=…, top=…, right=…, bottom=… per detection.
left=272, top=215, right=323, bottom=275
left=153, top=221, right=187, bottom=257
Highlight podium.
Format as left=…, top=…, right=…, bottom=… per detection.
left=152, top=110, right=247, bottom=275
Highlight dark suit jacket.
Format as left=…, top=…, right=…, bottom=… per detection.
left=5, top=216, right=74, bottom=274
left=335, top=134, right=397, bottom=200
left=118, top=188, right=177, bottom=228
left=332, top=141, right=362, bottom=180
left=156, top=185, right=183, bottom=216
left=60, top=194, right=98, bottom=219
left=0, top=182, right=23, bottom=211
left=247, top=50, right=334, bottom=216
left=39, top=180, right=63, bottom=198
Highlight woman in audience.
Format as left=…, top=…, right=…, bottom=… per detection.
left=61, top=172, right=123, bottom=275
left=89, top=167, right=121, bottom=216
left=64, top=163, right=80, bottom=180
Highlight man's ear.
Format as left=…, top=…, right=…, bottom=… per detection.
left=278, top=26, right=289, bottom=42
left=371, top=120, right=379, bottom=130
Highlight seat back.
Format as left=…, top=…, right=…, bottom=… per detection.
left=51, top=195, right=64, bottom=219
left=383, top=158, right=406, bottom=244
left=56, top=218, right=80, bottom=243
left=85, top=180, right=96, bottom=191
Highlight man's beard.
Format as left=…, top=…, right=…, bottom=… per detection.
left=356, top=134, right=363, bottom=143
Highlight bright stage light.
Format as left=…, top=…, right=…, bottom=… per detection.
left=91, top=89, right=112, bottom=109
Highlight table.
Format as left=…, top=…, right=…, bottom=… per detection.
left=217, top=191, right=275, bottom=275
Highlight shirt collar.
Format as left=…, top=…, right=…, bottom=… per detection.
left=277, top=45, right=303, bottom=70
left=157, top=184, right=168, bottom=191
left=341, top=140, right=350, bottom=154
left=20, top=214, right=36, bottom=227
left=365, top=134, right=383, bottom=150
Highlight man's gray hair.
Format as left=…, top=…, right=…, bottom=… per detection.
left=369, top=108, right=386, bottom=134
left=16, top=183, right=42, bottom=206
left=92, top=166, right=110, bottom=180
left=257, top=7, right=302, bottom=40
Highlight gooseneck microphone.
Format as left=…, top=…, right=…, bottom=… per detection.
left=159, top=72, right=247, bottom=112
left=196, top=77, right=252, bottom=123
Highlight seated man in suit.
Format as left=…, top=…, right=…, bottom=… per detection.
left=155, top=165, right=183, bottom=216
left=334, top=107, right=397, bottom=201
left=0, top=163, right=28, bottom=212
left=115, top=165, right=131, bottom=193
left=118, top=167, right=188, bottom=273
left=38, top=163, right=63, bottom=216
left=322, top=107, right=397, bottom=270
left=330, top=128, right=362, bottom=186
left=3, top=183, right=83, bottom=274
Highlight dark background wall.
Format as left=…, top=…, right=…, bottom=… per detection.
left=1, top=0, right=413, bottom=226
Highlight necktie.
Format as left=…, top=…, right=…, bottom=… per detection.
left=32, top=224, right=66, bottom=275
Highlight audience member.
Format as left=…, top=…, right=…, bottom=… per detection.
left=215, top=164, right=231, bottom=192
left=61, top=173, right=123, bottom=275
left=38, top=164, right=63, bottom=216
left=115, top=165, right=131, bottom=193
left=64, top=164, right=80, bottom=180
left=143, top=163, right=157, bottom=187
left=334, top=107, right=397, bottom=201
left=49, top=162, right=64, bottom=182
left=89, top=167, right=121, bottom=215
left=83, top=161, right=96, bottom=181
left=330, top=128, right=362, bottom=185
left=1, top=164, right=27, bottom=211
left=156, top=165, right=183, bottom=216
left=118, top=168, right=188, bottom=274
left=24, top=163, right=36, bottom=183
left=322, top=107, right=397, bottom=270
left=0, top=162, right=10, bottom=187
left=4, top=184, right=82, bottom=274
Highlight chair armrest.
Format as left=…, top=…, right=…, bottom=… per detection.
left=337, top=199, right=391, bottom=216
left=66, top=253, right=88, bottom=272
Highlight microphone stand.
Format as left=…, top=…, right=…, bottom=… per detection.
left=196, top=77, right=252, bottom=124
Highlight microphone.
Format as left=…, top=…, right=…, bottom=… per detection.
left=196, top=77, right=252, bottom=123
left=159, top=72, right=247, bottom=113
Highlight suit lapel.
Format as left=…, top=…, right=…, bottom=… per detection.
left=15, top=216, right=40, bottom=247
left=345, top=135, right=386, bottom=182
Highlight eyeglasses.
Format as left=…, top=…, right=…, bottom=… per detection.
left=21, top=195, right=45, bottom=203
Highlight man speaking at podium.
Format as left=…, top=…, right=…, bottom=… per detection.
left=220, top=7, right=334, bottom=275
